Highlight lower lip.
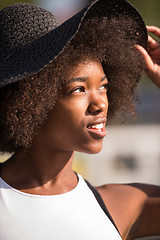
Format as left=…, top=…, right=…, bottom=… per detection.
left=87, top=127, right=107, bottom=138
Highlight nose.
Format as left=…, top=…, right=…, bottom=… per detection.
left=87, top=92, right=108, bottom=115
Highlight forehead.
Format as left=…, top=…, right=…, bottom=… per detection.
left=66, top=60, right=105, bottom=81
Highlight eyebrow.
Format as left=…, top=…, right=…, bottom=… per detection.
left=67, top=77, right=87, bottom=84
left=67, top=75, right=107, bottom=84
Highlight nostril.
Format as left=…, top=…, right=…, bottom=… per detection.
left=88, top=104, right=102, bottom=115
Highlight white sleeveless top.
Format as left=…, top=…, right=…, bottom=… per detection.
left=0, top=174, right=122, bottom=240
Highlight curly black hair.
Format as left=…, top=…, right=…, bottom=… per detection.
left=0, top=14, right=144, bottom=153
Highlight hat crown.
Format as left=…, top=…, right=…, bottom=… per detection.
left=0, top=3, right=59, bottom=63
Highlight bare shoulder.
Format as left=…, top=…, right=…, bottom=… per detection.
left=96, top=183, right=160, bottom=239
left=96, top=183, right=148, bottom=239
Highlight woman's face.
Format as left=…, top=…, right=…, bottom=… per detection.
left=45, top=60, right=108, bottom=154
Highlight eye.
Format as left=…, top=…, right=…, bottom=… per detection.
left=70, top=86, right=85, bottom=94
left=99, top=83, right=109, bottom=91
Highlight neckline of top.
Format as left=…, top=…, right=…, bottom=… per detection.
left=0, top=173, right=82, bottom=199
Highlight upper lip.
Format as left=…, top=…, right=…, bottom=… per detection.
left=87, top=117, right=107, bottom=128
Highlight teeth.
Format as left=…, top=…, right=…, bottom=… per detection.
left=89, top=123, right=103, bottom=130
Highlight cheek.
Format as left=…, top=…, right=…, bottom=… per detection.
left=52, top=101, right=87, bottom=133
left=60, top=99, right=87, bottom=122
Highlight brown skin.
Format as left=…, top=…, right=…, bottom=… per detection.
left=1, top=27, right=160, bottom=240
left=97, top=183, right=160, bottom=239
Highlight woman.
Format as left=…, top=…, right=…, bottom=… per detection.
left=0, top=0, right=160, bottom=239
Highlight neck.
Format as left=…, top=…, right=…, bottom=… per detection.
left=1, top=146, right=78, bottom=195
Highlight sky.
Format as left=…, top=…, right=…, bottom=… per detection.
left=36, top=0, right=88, bottom=22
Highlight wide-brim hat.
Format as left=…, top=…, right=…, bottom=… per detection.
left=0, top=0, right=147, bottom=88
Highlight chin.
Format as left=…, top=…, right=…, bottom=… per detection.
left=79, top=142, right=103, bottom=155
left=88, top=147, right=102, bottom=155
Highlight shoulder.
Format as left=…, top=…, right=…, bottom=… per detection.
left=96, top=183, right=148, bottom=202
left=96, top=183, right=147, bottom=239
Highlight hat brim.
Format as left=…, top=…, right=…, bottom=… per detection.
left=0, top=0, right=147, bottom=87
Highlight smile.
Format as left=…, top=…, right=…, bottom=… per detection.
left=87, top=122, right=107, bottom=138
left=88, top=123, right=104, bottom=131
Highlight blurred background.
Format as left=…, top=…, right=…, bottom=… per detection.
left=0, top=1, right=160, bottom=239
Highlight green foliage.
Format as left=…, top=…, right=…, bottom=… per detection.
left=0, top=0, right=33, bottom=10
left=129, top=0, right=160, bottom=27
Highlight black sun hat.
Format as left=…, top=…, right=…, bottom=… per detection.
left=0, top=0, right=147, bottom=88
